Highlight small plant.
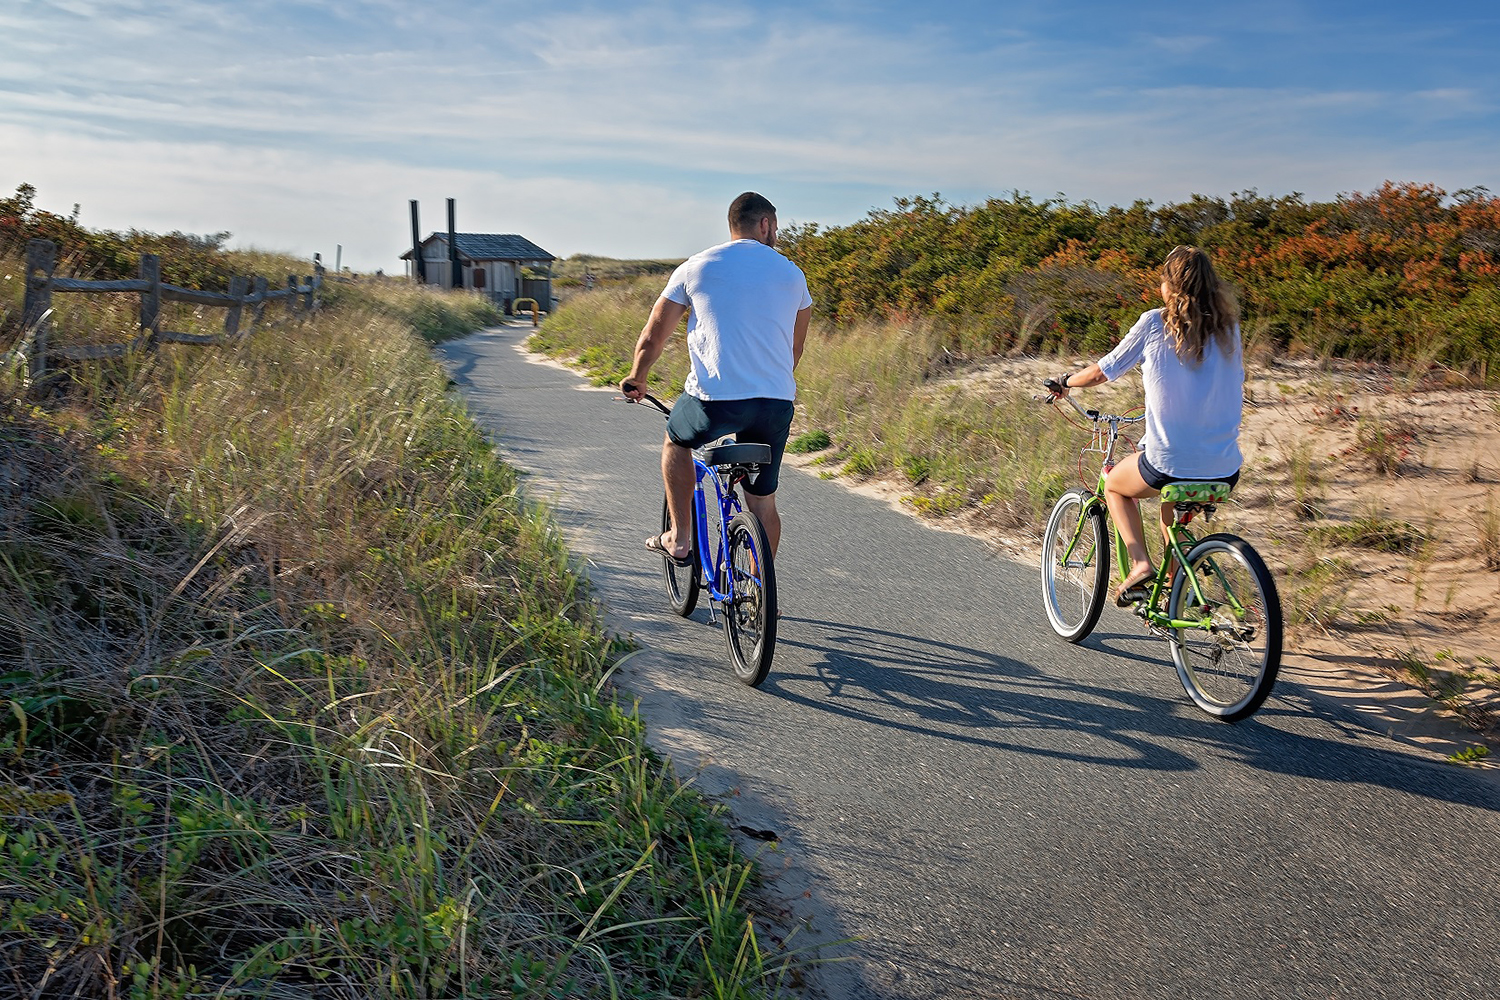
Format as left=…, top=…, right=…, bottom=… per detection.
left=1354, top=412, right=1419, bottom=477
left=841, top=447, right=880, bottom=478
left=905, top=488, right=965, bottom=517
left=1446, top=744, right=1492, bottom=765
left=787, top=429, right=831, bottom=453
left=1285, top=440, right=1326, bottom=520
left=1309, top=383, right=1359, bottom=423
left=1286, top=555, right=1355, bottom=632
left=1476, top=492, right=1500, bottom=571
left=1310, top=510, right=1428, bottom=554
left=901, top=453, right=932, bottom=485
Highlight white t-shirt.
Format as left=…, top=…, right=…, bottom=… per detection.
left=661, top=239, right=813, bottom=401
left=1098, top=308, right=1244, bottom=478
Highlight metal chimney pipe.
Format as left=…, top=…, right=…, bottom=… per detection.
left=409, top=200, right=426, bottom=283
left=447, top=198, right=461, bottom=289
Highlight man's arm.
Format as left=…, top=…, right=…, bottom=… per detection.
left=791, top=305, right=811, bottom=369
left=621, top=296, right=689, bottom=399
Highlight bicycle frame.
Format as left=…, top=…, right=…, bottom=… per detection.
left=690, top=454, right=747, bottom=606
left=1053, top=393, right=1244, bottom=632
left=624, top=390, right=755, bottom=615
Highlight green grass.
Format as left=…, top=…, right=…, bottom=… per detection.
left=0, top=269, right=791, bottom=998
left=532, top=292, right=1092, bottom=534
left=786, top=430, right=830, bottom=454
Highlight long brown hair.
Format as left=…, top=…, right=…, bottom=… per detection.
left=1161, top=246, right=1238, bottom=363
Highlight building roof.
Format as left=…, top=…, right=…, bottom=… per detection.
left=401, top=232, right=555, bottom=262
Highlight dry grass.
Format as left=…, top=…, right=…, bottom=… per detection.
left=1, top=272, right=791, bottom=998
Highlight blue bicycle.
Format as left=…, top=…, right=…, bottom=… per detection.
left=629, top=393, right=778, bottom=686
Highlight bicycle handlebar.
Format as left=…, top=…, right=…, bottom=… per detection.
left=1040, top=379, right=1145, bottom=426
left=620, top=381, right=672, bottom=416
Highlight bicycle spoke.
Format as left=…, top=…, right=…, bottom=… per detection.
left=1168, top=535, right=1282, bottom=721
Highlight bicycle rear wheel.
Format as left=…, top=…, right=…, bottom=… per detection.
left=1167, top=533, right=1282, bottom=722
left=1041, top=487, right=1109, bottom=643
left=660, top=495, right=699, bottom=616
left=722, top=510, right=776, bottom=686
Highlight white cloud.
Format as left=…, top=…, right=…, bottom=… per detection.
left=2, top=0, right=1497, bottom=266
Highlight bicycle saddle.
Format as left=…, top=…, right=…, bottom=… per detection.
left=700, top=442, right=772, bottom=468
left=1159, top=481, right=1233, bottom=504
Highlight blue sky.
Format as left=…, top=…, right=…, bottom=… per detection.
left=2, top=0, right=1497, bottom=271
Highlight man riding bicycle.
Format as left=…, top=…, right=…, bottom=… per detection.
left=620, top=192, right=813, bottom=565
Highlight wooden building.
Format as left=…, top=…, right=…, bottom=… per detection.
left=401, top=232, right=556, bottom=312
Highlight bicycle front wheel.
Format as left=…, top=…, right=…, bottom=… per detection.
left=1167, top=533, right=1283, bottom=722
left=661, top=495, right=699, bottom=617
left=1041, top=487, right=1109, bottom=643
left=722, top=510, right=776, bottom=686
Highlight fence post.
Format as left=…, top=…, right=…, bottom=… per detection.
left=22, top=239, right=56, bottom=382
left=140, top=254, right=162, bottom=350
left=223, top=276, right=249, bottom=338
left=287, top=275, right=299, bottom=318
left=251, top=276, right=269, bottom=329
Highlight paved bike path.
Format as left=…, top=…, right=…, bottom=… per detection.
left=439, top=323, right=1500, bottom=1000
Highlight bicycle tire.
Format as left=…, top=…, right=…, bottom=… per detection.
left=722, top=510, right=776, bottom=686
left=1167, top=532, right=1283, bottom=722
left=660, top=494, right=699, bottom=617
left=1041, top=487, right=1109, bottom=643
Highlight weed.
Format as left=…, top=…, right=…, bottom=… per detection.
left=1476, top=492, right=1500, bottom=571
left=1285, top=554, right=1355, bottom=632
left=842, top=447, right=881, bottom=478
left=1446, top=744, right=1492, bottom=765
left=1309, top=505, right=1428, bottom=554
left=1309, top=383, right=1359, bottom=423
left=1285, top=440, right=1326, bottom=520
left=1354, top=412, right=1420, bottom=477
left=787, top=429, right=831, bottom=453
left=905, top=489, right=966, bottom=517
left=901, top=452, right=932, bottom=485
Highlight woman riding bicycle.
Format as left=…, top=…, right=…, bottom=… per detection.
left=1048, top=245, right=1244, bottom=606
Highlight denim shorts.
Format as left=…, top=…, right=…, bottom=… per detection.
left=1138, top=452, right=1240, bottom=493
left=666, top=395, right=796, bottom=496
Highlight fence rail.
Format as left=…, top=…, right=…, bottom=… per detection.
left=7, top=238, right=322, bottom=383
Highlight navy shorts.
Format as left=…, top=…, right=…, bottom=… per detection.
left=666, top=395, right=796, bottom=496
left=1138, top=452, right=1240, bottom=493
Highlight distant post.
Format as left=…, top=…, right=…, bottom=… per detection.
left=447, top=198, right=461, bottom=290
left=22, top=239, right=55, bottom=381
left=410, top=200, right=426, bottom=283
left=251, top=276, right=269, bottom=329
left=223, top=276, right=249, bottom=338
left=140, top=253, right=162, bottom=351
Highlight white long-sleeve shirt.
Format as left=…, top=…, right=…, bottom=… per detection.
left=1098, top=308, right=1244, bottom=478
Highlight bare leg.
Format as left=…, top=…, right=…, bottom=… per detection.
left=742, top=491, right=781, bottom=558
left=1104, top=452, right=1160, bottom=594
left=658, top=435, right=695, bottom=559
left=1159, top=500, right=1178, bottom=578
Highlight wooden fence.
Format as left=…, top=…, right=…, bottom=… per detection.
left=7, top=238, right=323, bottom=383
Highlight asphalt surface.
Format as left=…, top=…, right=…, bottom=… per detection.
left=438, top=322, right=1500, bottom=1000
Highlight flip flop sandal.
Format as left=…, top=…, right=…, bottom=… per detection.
left=1115, top=579, right=1152, bottom=607
left=646, top=532, right=693, bottom=567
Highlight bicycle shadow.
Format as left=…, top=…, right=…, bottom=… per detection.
left=768, top=616, right=1500, bottom=812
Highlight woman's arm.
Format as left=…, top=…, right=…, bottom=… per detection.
left=1051, top=361, right=1106, bottom=396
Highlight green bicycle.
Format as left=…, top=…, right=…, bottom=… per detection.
left=1039, top=385, right=1283, bottom=722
